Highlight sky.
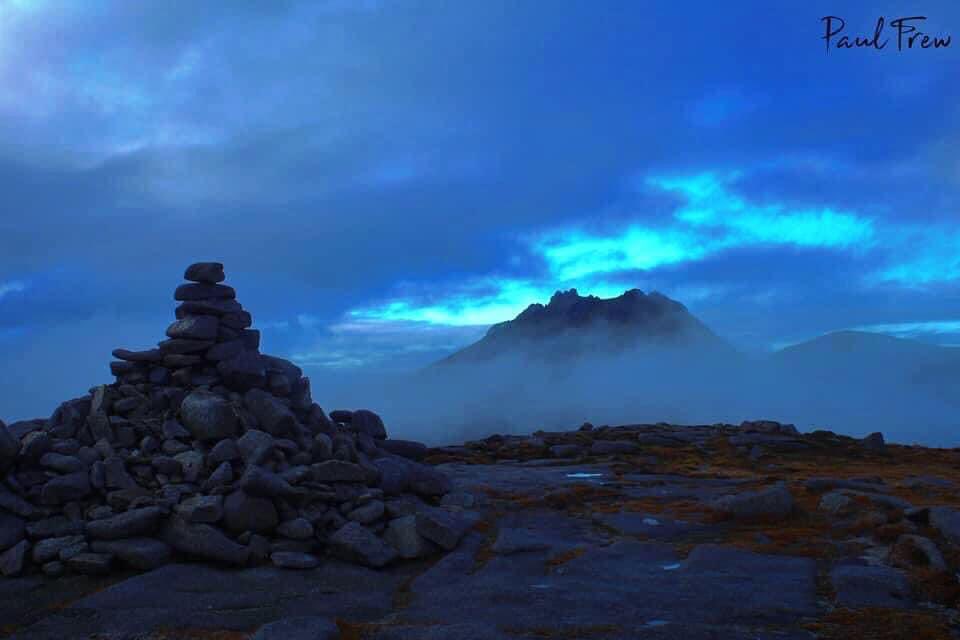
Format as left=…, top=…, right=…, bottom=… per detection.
left=0, top=0, right=959, bottom=423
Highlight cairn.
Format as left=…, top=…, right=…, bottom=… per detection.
left=0, top=263, right=467, bottom=578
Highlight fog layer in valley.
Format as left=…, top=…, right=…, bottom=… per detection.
left=318, top=331, right=960, bottom=448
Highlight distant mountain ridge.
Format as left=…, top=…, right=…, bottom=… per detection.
left=436, top=288, right=733, bottom=366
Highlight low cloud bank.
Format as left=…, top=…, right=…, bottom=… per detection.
left=313, top=339, right=960, bottom=448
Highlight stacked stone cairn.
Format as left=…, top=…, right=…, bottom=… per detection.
left=0, top=263, right=468, bottom=578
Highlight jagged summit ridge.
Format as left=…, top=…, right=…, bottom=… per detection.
left=441, top=287, right=728, bottom=365
left=499, top=287, right=691, bottom=335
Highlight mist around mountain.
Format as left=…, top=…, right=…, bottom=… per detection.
left=323, top=289, right=960, bottom=448
left=435, top=288, right=735, bottom=366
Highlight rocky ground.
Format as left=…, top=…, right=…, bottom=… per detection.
left=3, top=419, right=960, bottom=639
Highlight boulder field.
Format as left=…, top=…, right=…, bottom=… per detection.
left=0, top=263, right=466, bottom=581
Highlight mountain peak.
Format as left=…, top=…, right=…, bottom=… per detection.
left=438, top=287, right=729, bottom=366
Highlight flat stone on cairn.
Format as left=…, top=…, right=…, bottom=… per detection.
left=184, top=262, right=225, bottom=284
left=0, top=262, right=456, bottom=580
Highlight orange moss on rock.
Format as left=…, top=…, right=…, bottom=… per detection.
left=546, top=546, right=586, bottom=569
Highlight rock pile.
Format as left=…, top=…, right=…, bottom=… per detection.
left=0, top=263, right=465, bottom=579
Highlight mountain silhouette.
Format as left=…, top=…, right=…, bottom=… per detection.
left=435, top=288, right=733, bottom=366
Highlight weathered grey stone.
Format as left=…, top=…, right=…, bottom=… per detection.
left=20, top=431, right=52, bottom=462
left=163, top=354, right=204, bottom=368
left=184, top=262, right=226, bottom=284
left=861, top=432, right=886, bottom=452
left=57, top=539, right=89, bottom=561
left=158, top=338, right=216, bottom=354
left=0, top=420, right=22, bottom=470
left=41, top=471, right=91, bottom=504
left=306, top=405, right=334, bottom=435
left=374, top=456, right=413, bottom=496
left=166, top=315, right=220, bottom=341
left=112, top=397, right=142, bottom=414
left=268, top=373, right=292, bottom=397
left=409, top=463, right=451, bottom=497
left=416, top=507, right=471, bottom=551
left=244, top=389, right=297, bottom=437
left=174, top=282, right=236, bottom=301
left=176, top=298, right=242, bottom=317
left=176, top=495, right=224, bottom=524
left=48, top=398, right=90, bottom=439
left=290, top=378, right=312, bottom=410
left=25, top=516, right=82, bottom=540
left=241, top=466, right=299, bottom=498
left=33, top=535, right=85, bottom=563
left=104, top=456, right=137, bottom=490
left=0, top=512, right=25, bottom=551
left=149, top=367, right=171, bottom=385
left=174, top=450, right=205, bottom=483
left=161, top=516, right=249, bottom=566
left=90, top=538, right=173, bottom=570
left=0, top=539, right=29, bottom=576
left=179, top=390, right=239, bottom=442
left=162, top=419, right=191, bottom=440
left=39, top=452, right=85, bottom=474
left=270, top=551, right=320, bottom=570
left=240, top=328, right=260, bottom=350
left=206, top=339, right=245, bottom=362
left=110, top=360, right=140, bottom=376
left=217, top=351, right=267, bottom=391
left=0, top=484, right=37, bottom=518
left=152, top=456, right=182, bottom=476
left=203, top=461, right=234, bottom=492
left=221, top=310, right=253, bottom=330
left=311, top=460, right=367, bottom=484
left=237, top=429, right=275, bottom=462
left=223, top=490, right=278, bottom=534
left=112, top=348, right=164, bottom=362
left=88, top=411, right=114, bottom=442
left=830, top=564, right=910, bottom=608
left=818, top=491, right=852, bottom=514
left=348, top=500, right=385, bottom=525
left=311, top=433, right=333, bottom=460
left=330, top=410, right=353, bottom=423
left=928, top=507, right=960, bottom=546
left=384, top=515, right=436, bottom=559
left=162, top=439, right=190, bottom=456
left=208, top=439, right=240, bottom=465
left=87, top=507, right=165, bottom=540
left=67, top=552, right=114, bottom=575
left=277, top=518, right=314, bottom=540
left=351, top=410, right=387, bottom=440
left=712, top=483, right=794, bottom=521
left=328, top=521, right=397, bottom=568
